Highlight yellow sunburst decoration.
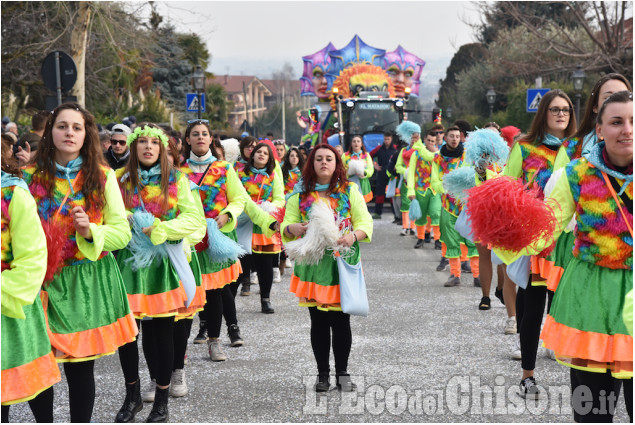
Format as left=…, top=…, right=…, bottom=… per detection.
left=330, top=64, right=396, bottom=109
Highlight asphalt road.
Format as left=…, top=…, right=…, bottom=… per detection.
left=6, top=213, right=631, bottom=423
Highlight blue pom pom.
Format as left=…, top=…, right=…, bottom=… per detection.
left=206, top=218, right=247, bottom=263
left=395, top=121, right=421, bottom=142
left=464, top=129, right=510, bottom=169
left=125, top=211, right=167, bottom=271
left=443, top=167, right=476, bottom=202
left=408, top=198, right=422, bottom=221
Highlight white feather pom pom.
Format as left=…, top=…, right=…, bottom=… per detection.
left=347, top=159, right=365, bottom=177
left=220, top=138, right=240, bottom=163
left=258, top=200, right=278, bottom=214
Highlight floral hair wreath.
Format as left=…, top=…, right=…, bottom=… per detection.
left=126, top=125, right=169, bottom=147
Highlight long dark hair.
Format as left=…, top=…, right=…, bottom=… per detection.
left=247, top=142, right=276, bottom=175
left=281, top=146, right=305, bottom=179
left=34, top=103, right=106, bottom=209
left=302, top=144, right=348, bottom=193
left=347, top=134, right=367, bottom=154
left=239, top=136, right=258, bottom=160
left=121, top=123, right=172, bottom=212
left=519, top=89, right=576, bottom=145
left=1, top=136, right=21, bottom=177
left=183, top=120, right=223, bottom=159
left=575, top=73, right=632, bottom=140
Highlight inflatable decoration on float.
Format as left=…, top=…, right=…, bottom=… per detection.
left=382, top=45, right=426, bottom=98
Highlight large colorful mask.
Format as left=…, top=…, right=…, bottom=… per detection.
left=382, top=45, right=425, bottom=97
left=330, top=64, right=395, bottom=109
left=300, top=43, right=335, bottom=101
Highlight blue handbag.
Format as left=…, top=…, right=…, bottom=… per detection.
left=336, top=255, right=369, bottom=317
left=164, top=241, right=197, bottom=307
left=454, top=207, right=474, bottom=242
left=386, top=178, right=397, bottom=198
left=507, top=255, right=530, bottom=289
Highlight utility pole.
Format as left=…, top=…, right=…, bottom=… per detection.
left=282, top=85, right=286, bottom=140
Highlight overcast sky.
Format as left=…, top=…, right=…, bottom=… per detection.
left=149, top=1, right=483, bottom=79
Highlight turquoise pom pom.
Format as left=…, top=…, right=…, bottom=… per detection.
left=408, top=198, right=422, bottom=221
left=443, top=167, right=476, bottom=202
left=206, top=218, right=247, bottom=263
left=125, top=210, right=167, bottom=271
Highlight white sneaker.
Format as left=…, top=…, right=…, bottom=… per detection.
left=272, top=268, right=281, bottom=283
left=170, top=368, right=188, bottom=397
left=400, top=228, right=408, bottom=236
left=250, top=272, right=258, bottom=284
left=510, top=338, right=522, bottom=360
left=208, top=338, right=227, bottom=361
left=504, top=316, right=517, bottom=335
left=285, top=258, right=293, bottom=268
left=142, top=379, right=156, bottom=402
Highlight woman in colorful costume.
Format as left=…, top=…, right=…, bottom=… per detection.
left=21, top=103, right=136, bottom=422
left=1, top=137, right=60, bottom=423
left=235, top=142, right=284, bottom=314
left=501, top=89, right=577, bottom=398
left=341, top=135, right=374, bottom=203
left=394, top=121, right=423, bottom=235
left=498, top=91, right=632, bottom=422
left=115, top=123, right=206, bottom=423
left=181, top=119, right=249, bottom=362
left=282, top=144, right=373, bottom=393
left=282, top=146, right=305, bottom=196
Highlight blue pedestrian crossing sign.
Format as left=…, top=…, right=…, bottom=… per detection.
left=186, top=93, right=206, bottom=112
left=526, top=88, right=550, bottom=112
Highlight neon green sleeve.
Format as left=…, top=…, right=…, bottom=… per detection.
left=493, top=168, right=575, bottom=263
left=553, top=145, right=571, bottom=172
left=280, top=193, right=301, bottom=244
left=1, top=187, right=48, bottom=319
left=395, top=150, right=406, bottom=176
left=185, top=187, right=207, bottom=247
left=349, top=183, right=373, bottom=242
left=363, top=155, right=374, bottom=178
left=430, top=161, right=444, bottom=194
left=274, top=162, right=283, bottom=184
left=502, top=142, right=522, bottom=178
left=415, top=141, right=436, bottom=162
left=219, top=165, right=247, bottom=232
left=76, top=169, right=132, bottom=260
left=406, top=152, right=418, bottom=197
left=271, top=171, right=285, bottom=209
left=150, top=174, right=207, bottom=245
left=624, top=289, right=633, bottom=336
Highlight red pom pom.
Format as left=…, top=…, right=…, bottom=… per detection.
left=41, top=218, right=68, bottom=284
left=195, top=231, right=209, bottom=253
left=466, top=176, right=557, bottom=251
left=270, top=206, right=286, bottom=224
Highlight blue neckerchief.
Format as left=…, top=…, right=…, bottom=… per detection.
left=289, top=166, right=300, bottom=174
left=542, top=133, right=566, bottom=147
left=581, top=131, right=597, bottom=158
left=250, top=166, right=269, bottom=177
left=55, top=156, right=83, bottom=194
left=238, top=158, right=248, bottom=164
left=587, top=142, right=633, bottom=195
left=1, top=170, right=29, bottom=191
left=187, top=151, right=217, bottom=166
left=350, top=151, right=362, bottom=159
left=139, top=163, right=162, bottom=186
left=285, top=178, right=331, bottom=200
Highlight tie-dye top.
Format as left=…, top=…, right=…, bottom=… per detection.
left=566, top=158, right=633, bottom=269
left=284, top=169, right=302, bottom=195
left=23, top=165, right=109, bottom=267
left=342, top=152, right=369, bottom=168
left=238, top=168, right=275, bottom=203
left=1, top=186, right=14, bottom=271
left=119, top=169, right=180, bottom=221
left=518, top=141, right=559, bottom=198
left=413, top=151, right=436, bottom=194
left=298, top=183, right=353, bottom=234
left=434, top=152, right=466, bottom=216
left=181, top=161, right=230, bottom=219
left=561, top=137, right=583, bottom=161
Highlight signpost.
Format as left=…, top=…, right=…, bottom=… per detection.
left=526, top=88, right=550, bottom=112
left=41, top=50, right=77, bottom=109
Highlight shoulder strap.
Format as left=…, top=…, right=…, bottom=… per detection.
left=600, top=171, right=633, bottom=237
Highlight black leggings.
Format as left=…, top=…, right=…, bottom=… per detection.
left=63, top=360, right=95, bottom=423
left=238, top=253, right=276, bottom=299
left=515, top=280, right=554, bottom=371
left=1, top=386, right=54, bottom=423
left=222, top=284, right=238, bottom=328
left=204, top=289, right=223, bottom=338
left=119, top=317, right=174, bottom=387
left=308, top=307, right=352, bottom=374
left=571, top=368, right=633, bottom=422
left=173, top=318, right=192, bottom=370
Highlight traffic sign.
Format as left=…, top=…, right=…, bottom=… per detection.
left=186, top=93, right=206, bottom=112
left=41, top=51, right=77, bottom=94
left=526, top=88, right=550, bottom=112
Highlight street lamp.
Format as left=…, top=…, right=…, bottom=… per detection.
left=571, top=64, right=586, bottom=123
left=192, top=65, right=206, bottom=119
left=446, top=106, right=453, bottom=119
left=486, top=87, right=496, bottom=118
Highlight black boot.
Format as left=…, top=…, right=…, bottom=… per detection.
left=146, top=387, right=169, bottom=423
left=315, top=373, right=330, bottom=392
left=240, top=282, right=251, bottom=296
left=228, top=324, right=244, bottom=347
left=193, top=320, right=207, bottom=344
left=115, top=380, right=142, bottom=423
left=336, top=372, right=357, bottom=392
left=261, top=298, right=274, bottom=314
